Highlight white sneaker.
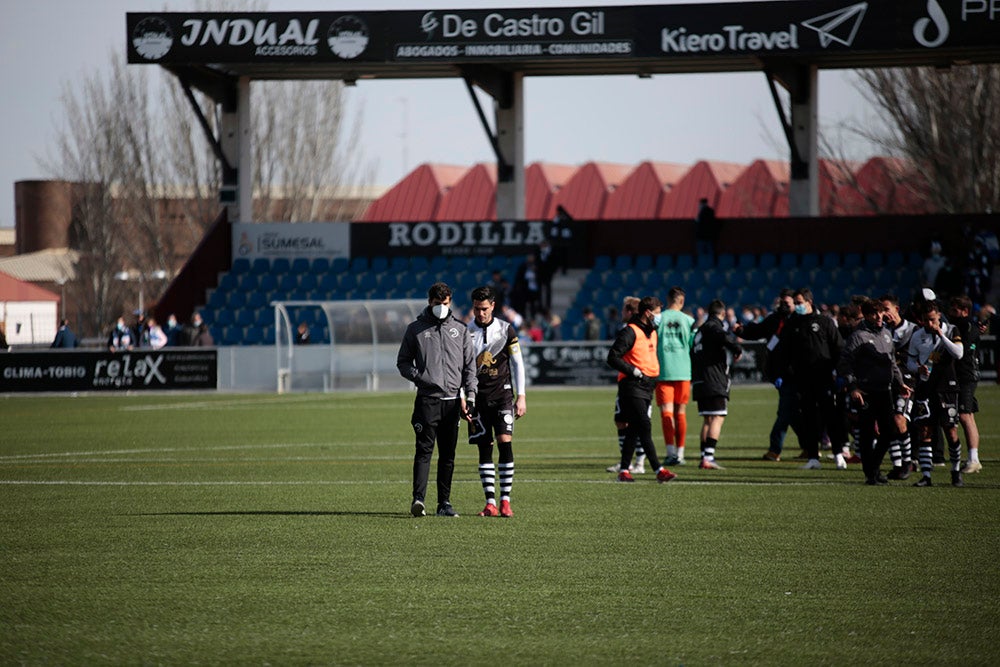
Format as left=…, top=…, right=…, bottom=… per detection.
left=631, top=454, right=647, bottom=474
left=801, top=459, right=822, bottom=470
left=835, top=454, right=847, bottom=470
left=606, top=462, right=622, bottom=473
left=961, top=460, right=983, bottom=474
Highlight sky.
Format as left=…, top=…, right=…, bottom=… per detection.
left=0, top=0, right=880, bottom=229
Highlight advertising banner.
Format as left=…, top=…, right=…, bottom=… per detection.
left=351, top=219, right=587, bottom=259
left=0, top=350, right=217, bottom=392
left=233, top=222, right=350, bottom=261
left=522, top=341, right=767, bottom=386
left=128, top=3, right=1000, bottom=66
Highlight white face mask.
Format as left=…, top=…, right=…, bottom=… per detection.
left=431, top=304, right=450, bottom=320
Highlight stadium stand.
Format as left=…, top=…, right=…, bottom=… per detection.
left=198, top=249, right=924, bottom=345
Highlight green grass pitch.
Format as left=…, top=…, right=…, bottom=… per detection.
left=2, top=384, right=999, bottom=665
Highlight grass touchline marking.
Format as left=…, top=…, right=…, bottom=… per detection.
left=0, top=478, right=854, bottom=487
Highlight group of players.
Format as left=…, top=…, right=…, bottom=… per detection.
left=396, top=280, right=982, bottom=519
left=604, top=286, right=982, bottom=488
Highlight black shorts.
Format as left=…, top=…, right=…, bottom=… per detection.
left=912, top=391, right=959, bottom=428
left=958, top=382, right=979, bottom=414
left=468, top=399, right=515, bottom=446
left=697, top=395, right=728, bottom=416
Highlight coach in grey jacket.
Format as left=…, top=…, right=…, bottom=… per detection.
left=838, top=298, right=911, bottom=485
left=397, top=282, right=478, bottom=518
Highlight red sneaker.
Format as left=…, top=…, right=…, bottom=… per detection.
left=499, top=499, right=513, bottom=518
left=656, top=467, right=677, bottom=483
left=699, top=459, right=724, bottom=470
left=618, top=470, right=635, bottom=482
left=478, top=503, right=500, bottom=517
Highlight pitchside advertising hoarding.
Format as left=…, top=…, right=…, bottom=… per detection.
left=128, top=2, right=999, bottom=66
left=0, top=350, right=217, bottom=392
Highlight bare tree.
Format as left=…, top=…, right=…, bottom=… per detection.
left=853, top=65, right=1000, bottom=214
left=42, top=56, right=156, bottom=335
left=253, top=80, right=372, bottom=222
left=44, top=57, right=371, bottom=335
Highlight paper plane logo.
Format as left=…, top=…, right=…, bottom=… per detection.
left=801, top=2, right=868, bottom=48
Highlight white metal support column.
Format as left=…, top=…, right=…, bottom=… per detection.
left=495, top=72, right=525, bottom=220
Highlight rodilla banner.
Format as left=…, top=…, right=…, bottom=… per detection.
left=0, top=350, right=217, bottom=392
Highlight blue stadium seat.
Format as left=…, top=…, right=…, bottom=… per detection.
left=298, top=273, right=318, bottom=292
left=237, top=273, right=259, bottom=291
left=862, top=251, right=883, bottom=270
left=358, top=273, right=377, bottom=291
left=716, top=253, right=736, bottom=271
left=250, top=258, right=270, bottom=275
left=735, top=253, right=756, bottom=271
left=243, top=326, right=263, bottom=346
left=601, top=271, right=623, bottom=289
left=654, top=254, right=673, bottom=272
left=885, top=251, right=905, bottom=269
left=389, top=256, right=409, bottom=273
left=820, top=251, right=840, bottom=271
left=221, top=326, right=243, bottom=346
left=227, top=291, right=247, bottom=309
left=674, top=254, right=694, bottom=271
left=290, top=257, right=310, bottom=274
left=800, top=253, right=821, bottom=270
left=758, top=253, right=777, bottom=270
left=254, top=308, right=274, bottom=327
left=613, top=255, right=632, bottom=271
left=843, top=252, right=862, bottom=269
left=311, top=257, right=331, bottom=273
left=370, top=256, right=389, bottom=272
left=261, top=326, right=276, bottom=345
left=429, top=256, right=449, bottom=272
left=213, top=308, right=234, bottom=328
left=593, top=255, right=613, bottom=272
left=246, top=291, right=268, bottom=310
left=278, top=274, right=299, bottom=293
left=271, top=257, right=291, bottom=274
left=318, top=273, right=339, bottom=293
left=217, top=273, right=237, bottom=292
left=332, top=257, right=350, bottom=272
left=410, top=256, right=430, bottom=272
left=207, top=290, right=227, bottom=309
left=231, top=257, right=252, bottom=275
left=634, top=255, right=653, bottom=272
left=253, top=273, right=274, bottom=292
left=695, top=254, right=714, bottom=270
left=778, top=253, right=798, bottom=270
left=350, top=257, right=370, bottom=272
left=235, top=309, right=255, bottom=327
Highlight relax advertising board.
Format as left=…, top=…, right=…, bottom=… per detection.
left=0, top=350, right=218, bottom=392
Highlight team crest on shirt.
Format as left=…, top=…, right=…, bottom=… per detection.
left=478, top=350, right=497, bottom=368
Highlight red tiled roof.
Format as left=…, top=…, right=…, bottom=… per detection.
left=0, top=271, right=60, bottom=302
